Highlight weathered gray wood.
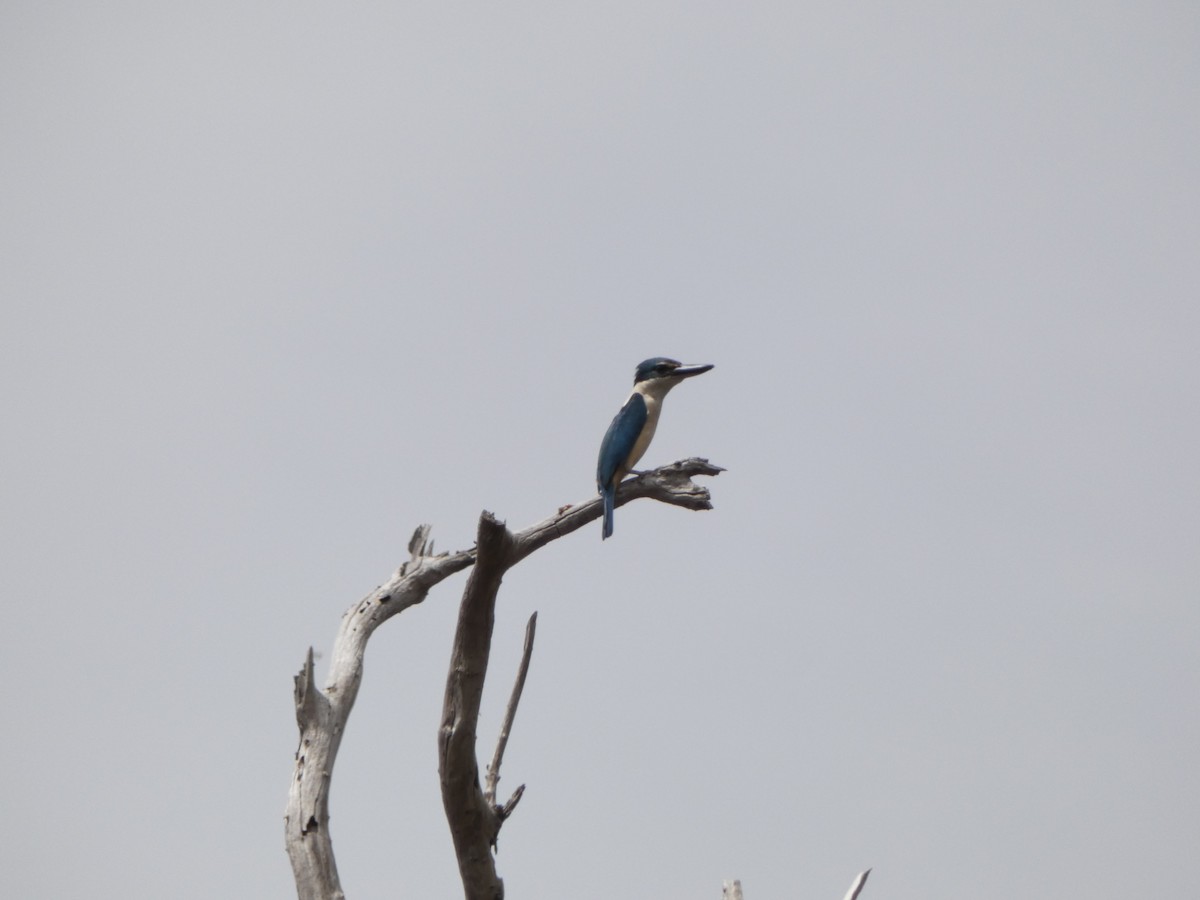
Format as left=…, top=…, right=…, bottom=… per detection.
left=285, top=527, right=475, bottom=900
left=842, top=868, right=871, bottom=900
left=285, top=460, right=722, bottom=900
left=439, top=513, right=513, bottom=900
left=484, top=612, right=537, bottom=812
left=510, top=457, right=724, bottom=563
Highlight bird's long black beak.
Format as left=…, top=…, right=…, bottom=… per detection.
left=674, top=363, right=714, bottom=378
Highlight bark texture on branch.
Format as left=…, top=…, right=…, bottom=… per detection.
left=438, top=513, right=515, bottom=900
left=511, top=457, right=724, bottom=562
left=285, top=528, right=475, bottom=900
left=285, top=459, right=721, bottom=900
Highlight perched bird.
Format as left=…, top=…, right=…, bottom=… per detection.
left=596, top=357, right=713, bottom=539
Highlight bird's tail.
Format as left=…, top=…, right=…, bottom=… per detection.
left=601, top=486, right=615, bottom=540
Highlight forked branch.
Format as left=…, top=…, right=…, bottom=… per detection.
left=285, top=459, right=722, bottom=900
left=485, top=612, right=537, bottom=813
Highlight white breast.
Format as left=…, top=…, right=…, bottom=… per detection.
left=626, top=393, right=660, bottom=471
left=624, top=381, right=673, bottom=472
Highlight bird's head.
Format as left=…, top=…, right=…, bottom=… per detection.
left=633, top=357, right=714, bottom=386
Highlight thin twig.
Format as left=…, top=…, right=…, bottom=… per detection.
left=497, top=783, right=525, bottom=822
left=485, top=612, right=538, bottom=808
left=842, top=869, right=871, bottom=900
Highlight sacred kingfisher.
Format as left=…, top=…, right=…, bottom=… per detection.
left=596, top=357, right=714, bottom=540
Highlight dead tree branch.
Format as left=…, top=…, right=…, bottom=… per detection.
left=438, top=512, right=515, bottom=900
left=285, top=459, right=722, bottom=900
left=843, top=869, right=871, bottom=900
left=485, top=612, right=537, bottom=812
left=285, top=528, right=475, bottom=900
left=511, top=457, right=724, bottom=564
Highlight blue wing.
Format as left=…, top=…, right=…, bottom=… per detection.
left=597, top=393, right=648, bottom=490
left=597, top=394, right=647, bottom=540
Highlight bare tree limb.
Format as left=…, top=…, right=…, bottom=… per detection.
left=722, top=880, right=744, bottom=900
left=511, top=457, right=724, bottom=563
left=439, top=512, right=514, bottom=900
left=842, top=868, right=871, bottom=900
left=436, top=460, right=722, bottom=897
left=285, top=459, right=721, bottom=900
left=285, top=529, right=475, bottom=900
left=485, top=612, right=537, bottom=811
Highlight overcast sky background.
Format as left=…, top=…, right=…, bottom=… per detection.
left=3, top=3, right=1198, bottom=899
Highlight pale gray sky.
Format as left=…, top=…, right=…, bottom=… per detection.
left=2, top=3, right=1198, bottom=898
